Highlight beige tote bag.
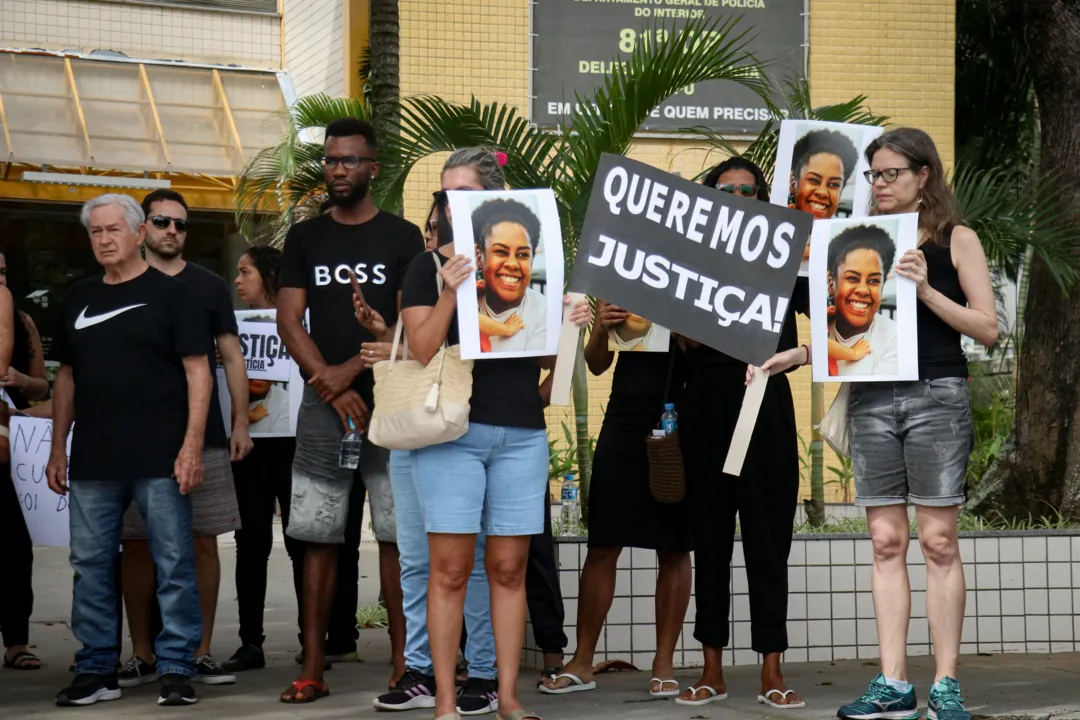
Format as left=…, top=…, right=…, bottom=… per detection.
left=368, top=254, right=474, bottom=451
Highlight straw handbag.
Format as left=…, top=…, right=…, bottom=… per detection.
left=819, top=382, right=851, bottom=458
left=645, top=346, right=685, bottom=504
left=368, top=254, right=474, bottom=451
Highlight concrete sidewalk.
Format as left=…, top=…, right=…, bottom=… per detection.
left=3, top=533, right=1080, bottom=718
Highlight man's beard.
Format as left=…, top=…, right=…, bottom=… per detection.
left=328, top=176, right=371, bottom=207
left=145, top=237, right=183, bottom=260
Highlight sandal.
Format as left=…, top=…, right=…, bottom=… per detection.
left=280, top=679, right=330, bottom=704
left=674, top=685, right=728, bottom=706
left=758, top=688, right=806, bottom=709
left=497, top=710, right=542, bottom=720
left=537, top=672, right=596, bottom=695
left=536, top=665, right=561, bottom=688
left=3, top=651, right=41, bottom=670
left=649, top=677, right=679, bottom=697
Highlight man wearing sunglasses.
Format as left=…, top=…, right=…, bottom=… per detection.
left=276, top=117, right=424, bottom=702
left=116, top=189, right=254, bottom=690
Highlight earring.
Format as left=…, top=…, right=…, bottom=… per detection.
left=917, top=193, right=924, bottom=207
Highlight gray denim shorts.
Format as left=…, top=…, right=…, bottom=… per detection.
left=286, top=385, right=395, bottom=544
left=847, top=377, right=974, bottom=507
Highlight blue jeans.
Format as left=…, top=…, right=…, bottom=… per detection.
left=69, top=478, right=201, bottom=677
left=412, top=423, right=549, bottom=535
left=390, top=450, right=496, bottom=679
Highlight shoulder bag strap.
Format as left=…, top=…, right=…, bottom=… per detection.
left=430, top=252, right=451, bottom=382
left=662, top=339, right=678, bottom=404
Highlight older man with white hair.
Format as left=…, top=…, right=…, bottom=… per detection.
left=46, top=193, right=211, bottom=708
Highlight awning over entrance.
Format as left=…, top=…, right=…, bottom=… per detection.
left=0, top=49, right=291, bottom=180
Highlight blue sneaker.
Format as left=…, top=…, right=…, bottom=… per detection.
left=928, top=677, right=970, bottom=720
left=838, top=673, right=919, bottom=720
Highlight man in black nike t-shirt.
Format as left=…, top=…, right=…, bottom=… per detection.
left=46, top=193, right=211, bottom=708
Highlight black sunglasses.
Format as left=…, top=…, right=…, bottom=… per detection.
left=320, top=155, right=376, bottom=170
left=717, top=183, right=758, bottom=197
left=150, top=215, right=189, bottom=233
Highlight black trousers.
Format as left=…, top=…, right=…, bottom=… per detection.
left=232, top=438, right=300, bottom=648
left=147, top=444, right=364, bottom=655
left=681, top=368, right=799, bottom=654
left=0, top=463, right=33, bottom=648
left=459, top=491, right=567, bottom=657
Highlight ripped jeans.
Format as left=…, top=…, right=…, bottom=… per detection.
left=286, top=384, right=396, bottom=544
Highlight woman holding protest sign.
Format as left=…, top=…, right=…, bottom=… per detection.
left=755, top=128, right=997, bottom=720
left=224, top=244, right=304, bottom=674
left=673, top=157, right=807, bottom=709
left=539, top=307, right=692, bottom=699
left=396, top=147, right=590, bottom=720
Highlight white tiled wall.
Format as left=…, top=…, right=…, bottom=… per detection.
left=0, top=0, right=281, bottom=66
left=283, top=0, right=343, bottom=97
left=524, top=533, right=1080, bottom=668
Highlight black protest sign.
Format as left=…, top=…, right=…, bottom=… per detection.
left=568, top=154, right=812, bottom=366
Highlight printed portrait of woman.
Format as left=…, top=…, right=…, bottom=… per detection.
left=471, top=197, right=548, bottom=353
left=826, top=223, right=899, bottom=377
left=789, top=128, right=860, bottom=265
left=247, top=378, right=290, bottom=434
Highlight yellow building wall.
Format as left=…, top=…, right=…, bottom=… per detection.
left=396, top=0, right=955, bottom=502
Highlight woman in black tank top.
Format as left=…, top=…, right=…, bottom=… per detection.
left=756, top=128, right=998, bottom=719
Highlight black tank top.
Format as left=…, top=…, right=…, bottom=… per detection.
left=917, top=225, right=968, bottom=380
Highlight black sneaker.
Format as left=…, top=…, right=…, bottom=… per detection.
left=158, top=673, right=198, bottom=706
left=224, top=644, right=265, bottom=673
left=56, top=673, right=122, bottom=706
left=118, top=656, right=158, bottom=688
left=457, top=677, right=499, bottom=716
left=194, top=655, right=236, bottom=685
left=372, top=667, right=436, bottom=711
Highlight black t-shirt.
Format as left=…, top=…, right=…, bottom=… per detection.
left=176, top=263, right=238, bottom=448
left=280, top=211, right=425, bottom=407
left=606, top=340, right=683, bottom=426
left=401, top=251, right=546, bottom=430
left=52, top=266, right=210, bottom=481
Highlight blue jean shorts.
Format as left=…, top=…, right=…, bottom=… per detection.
left=412, top=422, right=548, bottom=536
left=847, top=377, right=974, bottom=507
left=287, top=385, right=395, bottom=544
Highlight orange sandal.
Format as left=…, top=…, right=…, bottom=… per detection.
left=280, top=679, right=330, bottom=704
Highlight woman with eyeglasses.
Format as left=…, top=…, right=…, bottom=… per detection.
left=392, top=147, right=589, bottom=720
left=674, top=157, right=808, bottom=710
left=755, top=128, right=997, bottom=720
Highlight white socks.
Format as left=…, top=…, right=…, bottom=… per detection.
left=883, top=676, right=913, bottom=693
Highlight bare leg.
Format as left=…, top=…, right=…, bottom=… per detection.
left=378, top=540, right=406, bottom=687
left=121, top=539, right=156, bottom=662
left=193, top=536, right=220, bottom=658
left=677, top=645, right=727, bottom=703
left=916, top=505, right=964, bottom=682
left=651, top=551, right=691, bottom=690
left=761, top=652, right=802, bottom=705
left=867, top=505, right=912, bottom=681
left=280, top=543, right=337, bottom=701
left=486, top=535, right=531, bottom=716
left=544, top=545, right=620, bottom=690
left=428, top=533, right=476, bottom=717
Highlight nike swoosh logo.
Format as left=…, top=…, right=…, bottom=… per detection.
left=74, top=304, right=147, bottom=330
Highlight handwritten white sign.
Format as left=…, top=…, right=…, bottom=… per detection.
left=10, top=416, right=71, bottom=547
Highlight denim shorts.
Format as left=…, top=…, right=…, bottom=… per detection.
left=412, top=422, right=548, bottom=536
left=286, top=385, right=395, bottom=544
left=847, top=377, right=974, bottom=507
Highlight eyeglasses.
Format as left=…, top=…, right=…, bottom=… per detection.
left=320, top=155, right=376, bottom=170
left=149, top=215, right=189, bottom=233
left=717, top=183, right=758, bottom=197
left=863, top=167, right=915, bottom=184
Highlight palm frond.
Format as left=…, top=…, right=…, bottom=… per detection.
left=952, top=163, right=1080, bottom=292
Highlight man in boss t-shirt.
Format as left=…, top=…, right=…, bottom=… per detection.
left=117, top=189, right=254, bottom=688
left=278, top=117, right=423, bottom=701
left=47, top=194, right=211, bottom=708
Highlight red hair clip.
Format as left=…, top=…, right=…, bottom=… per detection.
left=495, top=151, right=509, bottom=167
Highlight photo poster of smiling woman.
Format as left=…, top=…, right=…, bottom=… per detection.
left=607, top=313, right=671, bottom=352
left=448, top=188, right=565, bottom=360
left=809, top=213, right=920, bottom=382
left=771, top=120, right=884, bottom=276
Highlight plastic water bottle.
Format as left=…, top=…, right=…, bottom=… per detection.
left=560, top=474, right=580, bottom=534
left=660, top=403, right=678, bottom=436
left=338, top=418, right=362, bottom=469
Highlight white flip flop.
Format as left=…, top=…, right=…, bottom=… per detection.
left=537, top=672, right=596, bottom=695
left=649, top=678, right=680, bottom=697
left=674, top=685, right=728, bottom=706
left=758, top=689, right=806, bottom=709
